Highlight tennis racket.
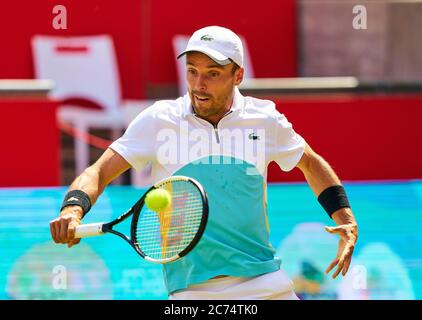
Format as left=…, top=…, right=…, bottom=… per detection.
left=74, top=175, right=208, bottom=264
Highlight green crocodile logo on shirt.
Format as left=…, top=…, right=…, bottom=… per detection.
left=248, top=133, right=260, bottom=140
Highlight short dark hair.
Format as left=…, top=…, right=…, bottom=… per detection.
left=230, top=60, right=240, bottom=74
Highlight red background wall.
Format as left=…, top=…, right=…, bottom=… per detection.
left=269, top=94, right=422, bottom=182
left=2, top=94, right=420, bottom=187
left=0, top=99, right=60, bottom=187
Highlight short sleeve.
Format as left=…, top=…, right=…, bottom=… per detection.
left=272, top=111, right=306, bottom=172
left=109, top=107, right=157, bottom=171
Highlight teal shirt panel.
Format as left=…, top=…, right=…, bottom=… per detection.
left=163, top=156, right=281, bottom=294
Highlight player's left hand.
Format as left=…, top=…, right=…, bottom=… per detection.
left=324, top=223, right=358, bottom=278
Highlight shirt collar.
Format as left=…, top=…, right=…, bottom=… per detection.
left=182, top=86, right=244, bottom=118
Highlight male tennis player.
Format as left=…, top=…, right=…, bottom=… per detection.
left=50, top=26, right=358, bottom=300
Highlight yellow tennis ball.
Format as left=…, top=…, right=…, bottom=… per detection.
left=145, top=189, right=171, bottom=212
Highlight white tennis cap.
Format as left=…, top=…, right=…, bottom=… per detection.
left=177, top=26, right=244, bottom=68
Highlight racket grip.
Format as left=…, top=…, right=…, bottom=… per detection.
left=74, top=223, right=105, bottom=238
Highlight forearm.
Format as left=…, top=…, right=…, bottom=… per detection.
left=300, top=148, right=357, bottom=226
left=301, top=151, right=341, bottom=196
left=65, top=148, right=130, bottom=216
left=61, top=167, right=106, bottom=219
left=69, top=166, right=106, bottom=206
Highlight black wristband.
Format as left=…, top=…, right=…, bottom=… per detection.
left=317, top=185, right=350, bottom=219
left=61, top=190, right=92, bottom=218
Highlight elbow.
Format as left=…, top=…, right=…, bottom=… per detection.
left=296, top=144, right=317, bottom=175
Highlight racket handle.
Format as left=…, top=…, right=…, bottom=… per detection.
left=74, top=223, right=105, bottom=238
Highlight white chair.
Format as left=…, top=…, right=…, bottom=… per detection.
left=31, top=35, right=152, bottom=179
left=172, top=34, right=255, bottom=97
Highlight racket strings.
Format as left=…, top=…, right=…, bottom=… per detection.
left=137, top=217, right=203, bottom=233
left=135, top=181, right=204, bottom=260
left=138, top=203, right=202, bottom=229
left=137, top=203, right=202, bottom=223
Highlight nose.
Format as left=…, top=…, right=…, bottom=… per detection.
left=193, top=74, right=207, bottom=92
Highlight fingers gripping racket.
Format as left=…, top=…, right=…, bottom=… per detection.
left=74, top=176, right=208, bottom=264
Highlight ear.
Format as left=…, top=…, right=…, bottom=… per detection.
left=234, top=67, right=244, bottom=86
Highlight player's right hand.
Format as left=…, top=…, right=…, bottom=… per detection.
left=50, top=206, right=83, bottom=248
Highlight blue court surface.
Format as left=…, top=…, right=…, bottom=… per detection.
left=0, top=180, right=421, bottom=300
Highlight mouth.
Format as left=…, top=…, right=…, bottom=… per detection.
left=194, top=94, right=211, bottom=102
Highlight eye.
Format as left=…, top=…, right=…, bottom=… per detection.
left=187, top=68, right=197, bottom=76
left=210, top=71, right=220, bottom=78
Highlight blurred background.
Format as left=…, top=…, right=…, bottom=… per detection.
left=0, top=0, right=421, bottom=299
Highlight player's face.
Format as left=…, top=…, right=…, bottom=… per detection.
left=186, top=52, right=243, bottom=121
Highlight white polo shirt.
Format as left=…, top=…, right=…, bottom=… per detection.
left=110, top=87, right=305, bottom=294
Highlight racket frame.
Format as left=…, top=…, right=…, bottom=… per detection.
left=76, top=176, right=208, bottom=264
left=130, top=176, right=209, bottom=263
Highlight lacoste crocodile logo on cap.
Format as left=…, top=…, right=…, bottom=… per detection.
left=200, top=35, right=214, bottom=41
